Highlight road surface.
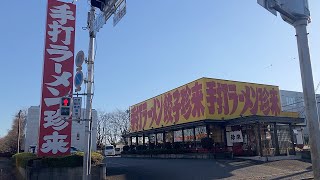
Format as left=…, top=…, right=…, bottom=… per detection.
left=104, top=157, right=313, bottom=180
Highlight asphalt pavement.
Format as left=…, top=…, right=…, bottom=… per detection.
left=0, top=157, right=23, bottom=180
left=104, top=157, right=314, bottom=180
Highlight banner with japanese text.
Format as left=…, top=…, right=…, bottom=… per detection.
left=38, top=0, right=76, bottom=156
left=130, top=78, right=282, bottom=132
left=204, top=78, right=281, bottom=120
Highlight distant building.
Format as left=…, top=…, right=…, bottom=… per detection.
left=24, top=106, right=97, bottom=152
left=280, top=90, right=320, bottom=144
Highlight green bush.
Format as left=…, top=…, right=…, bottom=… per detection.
left=90, top=152, right=104, bottom=166
left=12, top=152, right=104, bottom=168
left=12, top=152, right=37, bottom=168
left=39, top=154, right=83, bottom=167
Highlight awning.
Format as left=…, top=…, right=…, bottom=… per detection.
left=124, top=115, right=304, bottom=137
left=226, top=115, right=304, bottom=126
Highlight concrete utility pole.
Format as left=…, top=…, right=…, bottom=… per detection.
left=258, top=0, right=320, bottom=179
left=83, top=6, right=96, bottom=180
left=294, top=18, right=320, bottom=179
left=81, top=1, right=126, bottom=179
left=17, top=110, right=22, bottom=154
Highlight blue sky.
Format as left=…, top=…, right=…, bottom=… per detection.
left=0, top=0, right=319, bottom=137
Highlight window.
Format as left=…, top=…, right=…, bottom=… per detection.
left=286, top=97, right=296, bottom=107
left=195, top=126, right=207, bottom=141
left=165, top=132, right=173, bottom=143
left=157, top=133, right=163, bottom=144
left=105, top=146, right=114, bottom=150
left=183, top=129, right=194, bottom=142
left=174, top=130, right=183, bottom=142
left=138, top=137, right=143, bottom=145
left=149, top=134, right=155, bottom=143
left=210, top=125, right=224, bottom=144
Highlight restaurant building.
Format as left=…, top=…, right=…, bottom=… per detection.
left=125, top=77, right=304, bottom=157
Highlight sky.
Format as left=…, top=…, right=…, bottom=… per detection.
left=0, top=0, right=319, bottom=137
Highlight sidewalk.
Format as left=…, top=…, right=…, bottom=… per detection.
left=236, top=155, right=302, bottom=162
left=223, top=159, right=313, bottom=180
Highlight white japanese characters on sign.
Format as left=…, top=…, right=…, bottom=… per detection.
left=73, top=97, right=82, bottom=119
left=38, top=0, right=76, bottom=156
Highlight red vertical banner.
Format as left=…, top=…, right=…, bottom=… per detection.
left=38, top=0, right=76, bottom=156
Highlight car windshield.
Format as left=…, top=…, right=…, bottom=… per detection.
left=105, top=146, right=114, bottom=150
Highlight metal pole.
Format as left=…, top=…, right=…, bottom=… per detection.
left=88, top=116, right=93, bottom=174
left=294, top=19, right=320, bottom=179
left=17, top=110, right=21, bottom=154
left=83, top=6, right=95, bottom=180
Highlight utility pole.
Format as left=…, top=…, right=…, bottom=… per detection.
left=83, top=6, right=96, bottom=180
left=17, top=110, right=22, bottom=154
left=81, top=1, right=126, bottom=179
left=293, top=18, right=320, bottom=179
left=258, top=0, right=320, bottom=178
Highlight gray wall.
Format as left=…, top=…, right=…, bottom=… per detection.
left=24, top=106, right=98, bottom=152
left=280, top=90, right=320, bottom=137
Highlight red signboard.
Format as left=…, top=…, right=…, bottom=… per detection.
left=38, top=0, right=76, bottom=156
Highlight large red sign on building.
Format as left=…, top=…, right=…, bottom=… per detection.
left=38, top=0, right=76, bottom=156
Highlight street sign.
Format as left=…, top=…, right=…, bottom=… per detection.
left=257, top=0, right=277, bottom=16
left=279, top=0, right=310, bottom=17
left=103, top=0, right=117, bottom=13
left=93, top=13, right=107, bottom=32
left=279, top=0, right=310, bottom=25
left=74, top=71, right=84, bottom=92
left=75, top=51, right=85, bottom=67
left=113, top=1, right=126, bottom=27
left=73, top=97, right=82, bottom=119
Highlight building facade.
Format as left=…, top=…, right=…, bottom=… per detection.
left=24, top=106, right=97, bottom=152
left=280, top=90, right=320, bottom=144
left=125, top=78, right=304, bottom=157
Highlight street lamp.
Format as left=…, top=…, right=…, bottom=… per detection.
left=258, top=0, right=320, bottom=179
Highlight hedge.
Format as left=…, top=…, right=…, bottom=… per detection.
left=12, top=153, right=37, bottom=168
left=12, top=152, right=104, bottom=168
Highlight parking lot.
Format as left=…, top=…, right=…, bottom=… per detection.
left=105, top=157, right=314, bottom=180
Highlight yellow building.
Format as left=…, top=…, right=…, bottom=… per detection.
left=125, top=77, right=303, bottom=157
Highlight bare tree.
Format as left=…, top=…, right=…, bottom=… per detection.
left=0, top=109, right=27, bottom=154
left=97, top=109, right=130, bottom=147
left=96, top=111, right=105, bottom=149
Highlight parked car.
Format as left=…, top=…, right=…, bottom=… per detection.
left=104, top=145, right=115, bottom=156
left=115, top=144, right=125, bottom=155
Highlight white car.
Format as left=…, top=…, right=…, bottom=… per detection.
left=104, top=145, right=115, bottom=156
left=115, top=145, right=124, bottom=155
